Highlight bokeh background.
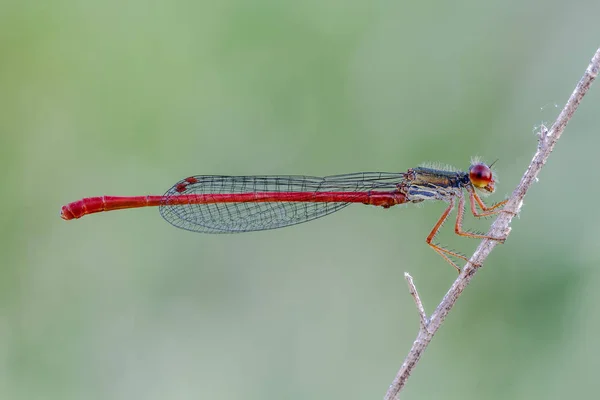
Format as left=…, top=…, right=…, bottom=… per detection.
left=2, top=1, right=599, bottom=399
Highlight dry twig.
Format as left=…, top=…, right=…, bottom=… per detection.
left=384, top=47, right=600, bottom=400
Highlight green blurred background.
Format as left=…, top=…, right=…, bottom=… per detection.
left=2, top=1, right=599, bottom=399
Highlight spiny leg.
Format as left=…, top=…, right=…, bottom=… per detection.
left=427, top=193, right=508, bottom=273
left=469, top=189, right=507, bottom=217
left=456, top=194, right=506, bottom=242
left=425, top=198, right=472, bottom=273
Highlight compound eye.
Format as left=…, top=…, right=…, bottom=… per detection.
left=469, top=163, right=493, bottom=189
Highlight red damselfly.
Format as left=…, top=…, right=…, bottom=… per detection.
left=61, top=161, right=508, bottom=271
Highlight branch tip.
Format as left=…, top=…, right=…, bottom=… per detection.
left=404, top=273, right=428, bottom=329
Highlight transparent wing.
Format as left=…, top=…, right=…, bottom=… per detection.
left=159, top=173, right=404, bottom=233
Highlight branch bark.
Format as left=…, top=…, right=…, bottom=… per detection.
left=384, top=47, right=600, bottom=400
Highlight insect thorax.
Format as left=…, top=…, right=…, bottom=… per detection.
left=401, top=168, right=468, bottom=202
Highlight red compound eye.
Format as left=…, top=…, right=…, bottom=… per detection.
left=469, top=163, right=493, bottom=190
